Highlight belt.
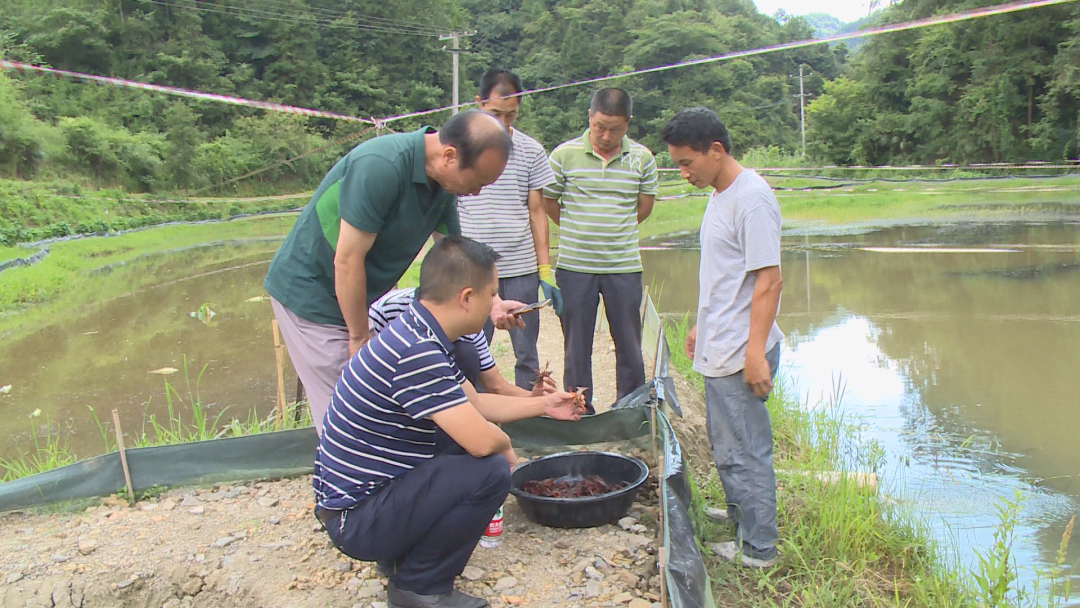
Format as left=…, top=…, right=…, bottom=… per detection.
left=314, top=507, right=342, bottom=527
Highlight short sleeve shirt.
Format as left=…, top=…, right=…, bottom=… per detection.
left=693, top=170, right=785, bottom=378
left=458, top=128, right=555, bottom=278
left=264, top=128, right=460, bottom=327
left=543, top=131, right=659, bottom=274
left=313, top=301, right=467, bottom=510
left=368, top=288, right=495, bottom=372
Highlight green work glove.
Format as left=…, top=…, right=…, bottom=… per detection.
left=538, top=264, right=564, bottom=316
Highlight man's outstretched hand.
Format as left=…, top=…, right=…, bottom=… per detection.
left=543, top=390, right=587, bottom=421
left=491, top=297, right=527, bottom=331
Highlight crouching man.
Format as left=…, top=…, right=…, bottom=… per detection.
left=313, top=236, right=526, bottom=608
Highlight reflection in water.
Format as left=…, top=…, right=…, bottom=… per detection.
left=0, top=241, right=295, bottom=460
left=644, top=223, right=1080, bottom=597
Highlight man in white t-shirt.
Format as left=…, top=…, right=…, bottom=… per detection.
left=458, top=68, right=560, bottom=390
left=662, top=107, right=785, bottom=569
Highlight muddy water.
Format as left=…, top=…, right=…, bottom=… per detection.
left=643, top=222, right=1080, bottom=594
left=0, top=240, right=296, bottom=460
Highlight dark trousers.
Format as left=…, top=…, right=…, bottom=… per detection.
left=556, top=269, right=644, bottom=409
left=483, top=272, right=541, bottom=390
left=323, top=455, right=510, bottom=595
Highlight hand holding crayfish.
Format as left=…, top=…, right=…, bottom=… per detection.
left=542, top=389, right=589, bottom=421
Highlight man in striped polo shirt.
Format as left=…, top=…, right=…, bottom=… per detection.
left=458, top=68, right=559, bottom=390
left=543, top=88, right=659, bottom=412
left=314, top=236, right=578, bottom=608
left=369, top=287, right=559, bottom=399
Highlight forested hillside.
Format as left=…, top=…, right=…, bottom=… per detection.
left=0, top=0, right=1078, bottom=196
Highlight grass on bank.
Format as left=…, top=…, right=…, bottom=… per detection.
left=653, top=174, right=1080, bottom=231
left=662, top=316, right=1075, bottom=607
left=0, top=213, right=294, bottom=336
left=1, top=359, right=312, bottom=483
left=0, top=177, right=308, bottom=246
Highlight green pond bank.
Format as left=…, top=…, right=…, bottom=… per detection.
left=661, top=318, right=1074, bottom=608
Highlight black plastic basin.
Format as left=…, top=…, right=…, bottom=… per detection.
left=509, top=451, right=649, bottom=528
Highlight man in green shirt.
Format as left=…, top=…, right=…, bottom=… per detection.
left=265, top=111, right=523, bottom=434
left=543, top=88, right=659, bottom=413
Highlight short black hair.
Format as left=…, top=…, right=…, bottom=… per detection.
left=589, top=88, right=632, bottom=120
left=417, top=235, right=501, bottom=304
left=661, top=107, right=732, bottom=154
left=479, top=68, right=523, bottom=100
left=438, top=110, right=513, bottom=170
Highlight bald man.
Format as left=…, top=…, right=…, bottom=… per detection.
left=265, top=111, right=527, bottom=434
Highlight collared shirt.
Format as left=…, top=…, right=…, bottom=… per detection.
left=458, top=128, right=555, bottom=278
left=543, top=130, right=659, bottom=274
left=264, top=128, right=461, bottom=326
left=368, top=288, right=495, bottom=372
left=313, top=301, right=468, bottom=510
left=693, top=170, right=784, bottom=378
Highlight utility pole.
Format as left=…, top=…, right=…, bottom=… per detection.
left=439, top=32, right=473, bottom=115
left=793, top=65, right=809, bottom=155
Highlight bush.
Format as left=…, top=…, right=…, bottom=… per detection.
left=739, top=145, right=812, bottom=168
left=58, top=116, right=166, bottom=191
left=0, top=74, right=65, bottom=178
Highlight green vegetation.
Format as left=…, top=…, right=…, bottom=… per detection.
left=0, top=213, right=293, bottom=336
left=664, top=317, right=1076, bottom=607
left=0, top=176, right=307, bottom=246
left=807, top=2, right=1080, bottom=164
left=4, top=361, right=312, bottom=482
left=0, top=410, right=78, bottom=482
left=648, top=175, right=1080, bottom=233
left=0, top=0, right=846, bottom=199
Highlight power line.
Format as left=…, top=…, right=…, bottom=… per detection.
left=378, top=0, right=1080, bottom=124
left=0, top=59, right=379, bottom=124
left=6, top=0, right=1078, bottom=131
left=136, top=0, right=442, bottom=37
left=242, top=0, right=448, bottom=33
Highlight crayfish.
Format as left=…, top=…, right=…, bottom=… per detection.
left=522, top=474, right=625, bottom=498
left=531, top=360, right=555, bottom=391
left=568, top=386, right=590, bottom=411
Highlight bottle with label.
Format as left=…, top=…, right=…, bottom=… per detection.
left=479, top=505, right=503, bottom=548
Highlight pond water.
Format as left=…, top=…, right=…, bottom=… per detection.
left=644, top=222, right=1080, bottom=597
left=1, top=221, right=1078, bottom=599
left=0, top=239, right=296, bottom=459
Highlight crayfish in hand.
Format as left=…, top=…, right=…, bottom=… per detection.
left=531, top=361, right=555, bottom=392
left=568, top=386, right=590, bottom=411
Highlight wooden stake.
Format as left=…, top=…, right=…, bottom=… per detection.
left=271, top=320, right=287, bottom=429
left=111, top=409, right=135, bottom=506
left=659, top=546, right=669, bottom=608
left=650, top=396, right=659, bottom=468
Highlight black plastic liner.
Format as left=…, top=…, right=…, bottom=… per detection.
left=0, top=428, right=318, bottom=512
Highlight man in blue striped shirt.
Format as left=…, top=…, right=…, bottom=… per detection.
left=314, top=236, right=578, bottom=608
left=370, top=287, right=559, bottom=399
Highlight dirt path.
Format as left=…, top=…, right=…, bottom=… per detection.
left=0, top=308, right=710, bottom=608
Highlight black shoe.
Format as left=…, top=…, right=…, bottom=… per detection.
left=387, top=580, right=488, bottom=608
